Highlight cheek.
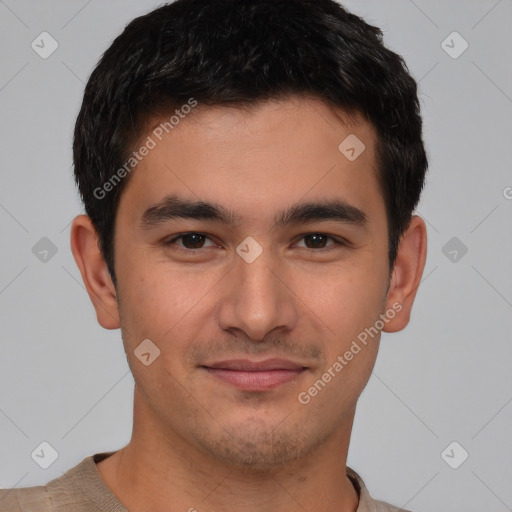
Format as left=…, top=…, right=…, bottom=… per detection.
left=293, top=260, right=388, bottom=399
left=297, top=261, right=387, bottom=335
left=116, top=251, right=220, bottom=349
left=296, top=272, right=384, bottom=416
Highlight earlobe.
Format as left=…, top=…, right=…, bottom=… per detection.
left=70, top=214, right=120, bottom=330
left=383, top=215, right=427, bottom=333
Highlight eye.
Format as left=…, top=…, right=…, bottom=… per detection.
left=165, top=232, right=216, bottom=250
left=295, top=233, right=341, bottom=249
left=163, top=232, right=347, bottom=253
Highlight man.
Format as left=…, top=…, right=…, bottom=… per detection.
left=1, top=0, right=427, bottom=510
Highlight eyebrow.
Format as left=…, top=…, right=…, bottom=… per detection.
left=140, top=194, right=367, bottom=230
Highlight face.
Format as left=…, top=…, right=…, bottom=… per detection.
left=109, top=96, right=396, bottom=469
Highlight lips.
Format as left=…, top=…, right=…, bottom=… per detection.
left=202, top=358, right=307, bottom=391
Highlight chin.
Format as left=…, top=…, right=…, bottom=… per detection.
left=190, top=414, right=324, bottom=472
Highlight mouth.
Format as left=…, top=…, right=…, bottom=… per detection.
left=201, top=358, right=308, bottom=391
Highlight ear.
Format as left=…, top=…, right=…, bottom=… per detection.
left=70, top=214, right=120, bottom=329
left=383, top=215, right=427, bottom=333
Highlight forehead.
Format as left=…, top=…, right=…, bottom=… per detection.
left=118, top=95, right=383, bottom=223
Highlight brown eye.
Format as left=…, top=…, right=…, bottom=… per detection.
left=298, top=233, right=334, bottom=249
left=180, top=233, right=207, bottom=249
left=165, top=232, right=216, bottom=250
left=293, top=233, right=349, bottom=252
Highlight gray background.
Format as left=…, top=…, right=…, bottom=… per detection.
left=0, top=1, right=511, bottom=511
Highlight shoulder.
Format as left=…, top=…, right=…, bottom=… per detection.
left=0, top=486, right=53, bottom=512
left=368, top=498, right=413, bottom=512
left=0, top=452, right=120, bottom=512
left=347, top=466, right=414, bottom=512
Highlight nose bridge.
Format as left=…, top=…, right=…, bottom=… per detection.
left=218, top=247, right=297, bottom=340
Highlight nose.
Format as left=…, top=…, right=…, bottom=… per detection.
left=217, top=248, right=299, bottom=341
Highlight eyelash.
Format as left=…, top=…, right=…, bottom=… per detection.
left=163, top=232, right=348, bottom=252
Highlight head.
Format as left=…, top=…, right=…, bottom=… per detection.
left=71, top=0, right=427, bottom=470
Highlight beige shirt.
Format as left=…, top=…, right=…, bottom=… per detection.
left=0, top=452, right=411, bottom=512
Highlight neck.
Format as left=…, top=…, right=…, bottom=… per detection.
left=97, top=388, right=360, bottom=512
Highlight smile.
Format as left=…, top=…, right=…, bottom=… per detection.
left=202, top=358, right=307, bottom=391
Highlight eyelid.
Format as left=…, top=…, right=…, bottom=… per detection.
left=165, top=232, right=218, bottom=249
left=164, top=231, right=350, bottom=252
left=293, top=233, right=343, bottom=249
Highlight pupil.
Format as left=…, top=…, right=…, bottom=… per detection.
left=183, top=233, right=205, bottom=249
left=305, top=234, right=326, bottom=248
left=180, top=234, right=328, bottom=250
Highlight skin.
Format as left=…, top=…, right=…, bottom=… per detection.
left=71, top=95, right=427, bottom=512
